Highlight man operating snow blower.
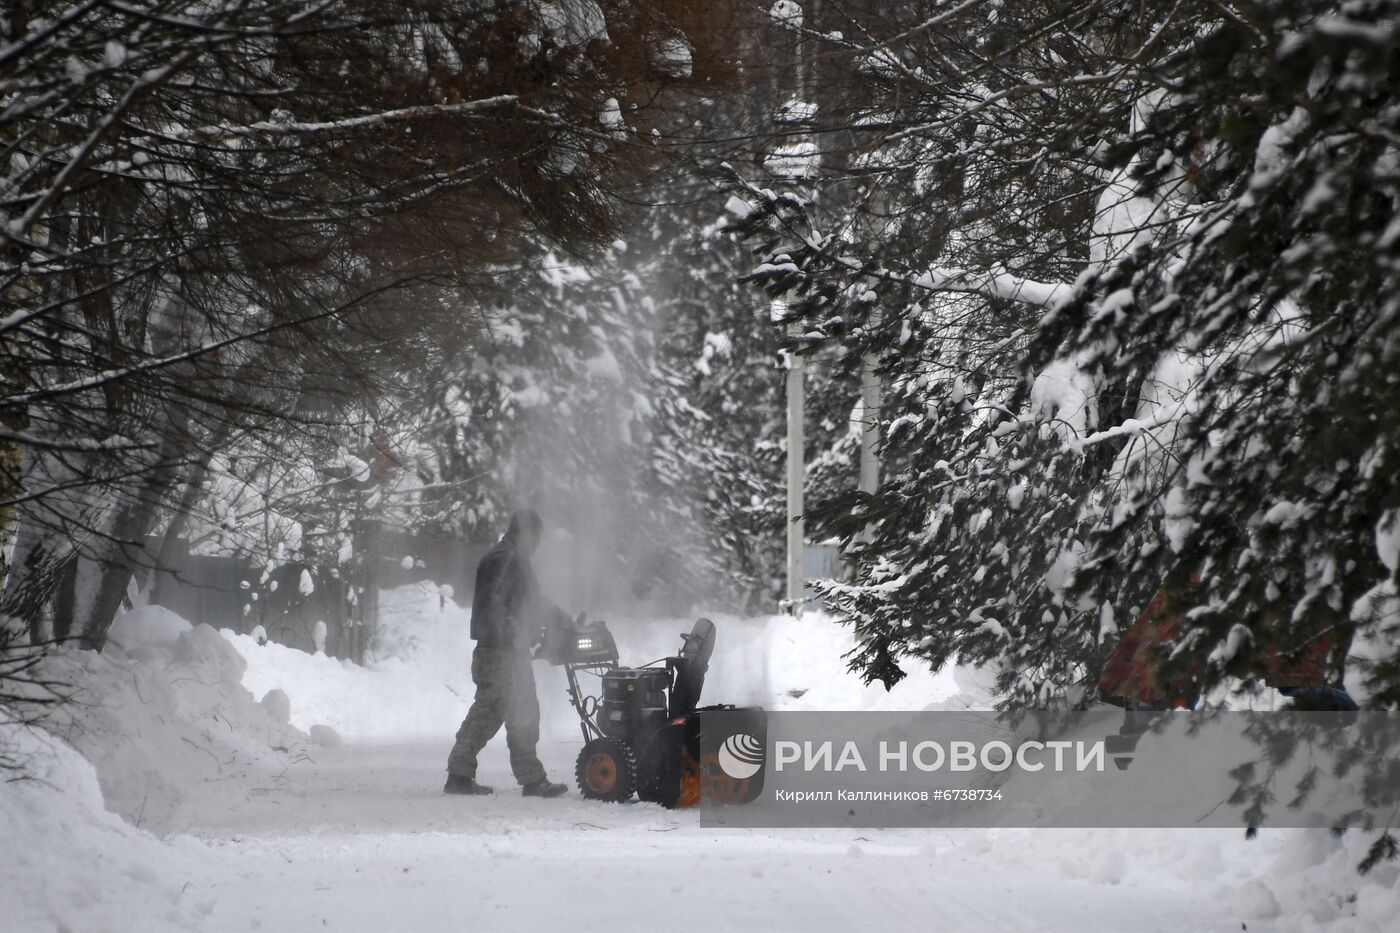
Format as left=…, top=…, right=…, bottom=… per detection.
left=444, top=509, right=568, bottom=798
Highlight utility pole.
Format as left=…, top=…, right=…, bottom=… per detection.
left=857, top=342, right=881, bottom=498
left=768, top=0, right=817, bottom=616
left=784, top=311, right=805, bottom=614
left=855, top=174, right=887, bottom=538
left=856, top=284, right=882, bottom=504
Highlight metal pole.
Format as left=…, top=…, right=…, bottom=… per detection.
left=857, top=349, right=881, bottom=497
left=785, top=323, right=805, bottom=615
left=772, top=0, right=819, bottom=617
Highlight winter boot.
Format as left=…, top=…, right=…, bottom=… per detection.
left=444, top=774, right=493, bottom=795
left=521, top=779, right=568, bottom=798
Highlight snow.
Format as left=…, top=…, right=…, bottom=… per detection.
left=326, top=451, right=371, bottom=482
left=775, top=96, right=818, bottom=123
left=13, top=634, right=309, bottom=837
left=308, top=724, right=343, bottom=747
left=1030, top=356, right=1100, bottom=435
left=1376, top=508, right=1400, bottom=574
left=1235, top=880, right=1283, bottom=920
left=599, top=96, right=625, bottom=136
left=651, top=36, right=693, bottom=79
left=1252, top=108, right=1309, bottom=190
left=260, top=687, right=292, bottom=724
left=769, top=1, right=804, bottom=29
left=765, top=141, right=820, bottom=180
left=585, top=344, right=622, bottom=380
left=914, top=264, right=1070, bottom=307
left=538, top=0, right=609, bottom=47
left=858, top=47, right=907, bottom=78
left=1207, top=622, right=1253, bottom=667
left=221, top=583, right=961, bottom=742
left=0, top=721, right=215, bottom=932
left=1007, top=479, right=1028, bottom=511
left=1262, top=500, right=1312, bottom=528
left=4, top=583, right=1399, bottom=932
left=694, top=331, right=733, bottom=375
left=105, top=604, right=192, bottom=654
left=723, top=194, right=757, bottom=221
left=222, top=585, right=478, bottom=741
left=1162, top=485, right=1194, bottom=553
left=1090, top=165, right=1167, bottom=265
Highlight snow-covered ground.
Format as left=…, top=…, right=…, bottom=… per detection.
left=3, top=583, right=1397, bottom=932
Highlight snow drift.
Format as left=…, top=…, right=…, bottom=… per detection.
left=223, top=582, right=979, bottom=743
left=0, top=721, right=218, bottom=932
left=35, top=617, right=314, bottom=830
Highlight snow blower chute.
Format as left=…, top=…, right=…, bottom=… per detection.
left=536, top=614, right=765, bottom=807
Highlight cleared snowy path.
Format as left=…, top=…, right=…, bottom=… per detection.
left=176, top=738, right=1232, bottom=932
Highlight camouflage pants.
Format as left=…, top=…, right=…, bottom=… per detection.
left=446, top=646, right=546, bottom=786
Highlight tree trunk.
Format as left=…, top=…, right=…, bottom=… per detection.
left=353, top=517, right=382, bottom=665
left=71, top=428, right=187, bottom=650
left=72, top=530, right=148, bottom=651
left=2, top=516, right=61, bottom=644
left=1, top=446, right=96, bottom=644
left=49, top=557, right=79, bottom=644
left=150, top=447, right=218, bottom=606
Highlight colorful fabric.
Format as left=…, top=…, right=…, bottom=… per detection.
left=1098, top=583, right=1339, bottom=707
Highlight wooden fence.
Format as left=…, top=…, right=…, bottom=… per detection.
left=142, top=525, right=491, bottom=661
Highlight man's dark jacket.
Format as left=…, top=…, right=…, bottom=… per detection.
left=469, top=535, right=537, bottom=647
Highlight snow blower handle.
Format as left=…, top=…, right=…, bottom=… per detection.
left=533, top=607, right=577, bottom=663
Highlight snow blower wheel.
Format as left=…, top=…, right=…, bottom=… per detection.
left=575, top=738, right=636, bottom=802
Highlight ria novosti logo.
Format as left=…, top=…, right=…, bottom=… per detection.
left=718, top=732, right=764, bottom=779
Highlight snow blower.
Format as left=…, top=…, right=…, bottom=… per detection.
left=536, top=613, right=766, bottom=807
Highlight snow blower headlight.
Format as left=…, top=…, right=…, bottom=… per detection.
left=536, top=613, right=619, bottom=665
left=569, top=622, right=618, bottom=664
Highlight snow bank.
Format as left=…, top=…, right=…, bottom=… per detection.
left=223, top=583, right=978, bottom=743
left=36, top=620, right=312, bottom=830
left=598, top=609, right=976, bottom=714
left=0, top=721, right=216, bottom=932
left=106, top=603, right=192, bottom=654
left=0, top=603, right=324, bottom=930
left=224, top=583, right=478, bottom=741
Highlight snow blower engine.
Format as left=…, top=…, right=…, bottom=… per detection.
left=536, top=613, right=765, bottom=807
